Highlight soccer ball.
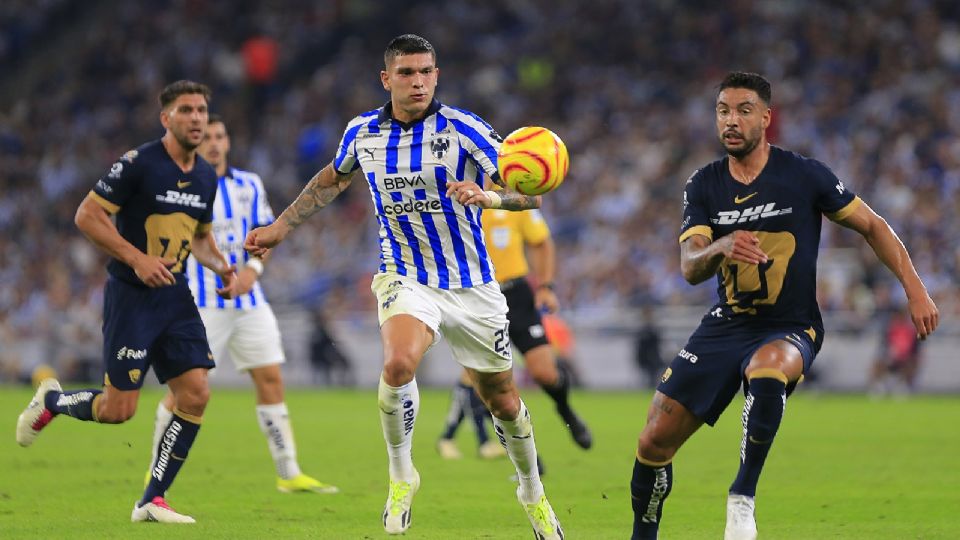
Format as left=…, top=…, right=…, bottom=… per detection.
left=497, top=126, right=569, bottom=195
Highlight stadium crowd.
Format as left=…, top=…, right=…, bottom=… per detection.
left=2, top=0, right=959, bottom=381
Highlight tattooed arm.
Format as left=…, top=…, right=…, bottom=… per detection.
left=680, top=230, right=768, bottom=285
left=446, top=176, right=542, bottom=211
left=488, top=174, right=541, bottom=210
left=244, top=163, right=355, bottom=256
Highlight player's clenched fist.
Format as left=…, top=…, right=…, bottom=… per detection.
left=718, top=230, right=768, bottom=265
left=244, top=223, right=287, bottom=258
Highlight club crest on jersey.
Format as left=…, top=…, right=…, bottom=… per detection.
left=712, top=202, right=792, bottom=225
left=156, top=190, right=207, bottom=209
left=430, top=136, right=450, bottom=159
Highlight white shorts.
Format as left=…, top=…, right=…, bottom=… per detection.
left=198, top=306, right=285, bottom=371
left=371, top=273, right=512, bottom=373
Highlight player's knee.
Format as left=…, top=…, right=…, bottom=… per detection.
left=524, top=348, right=557, bottom=385
left=382, top=355, right=417, bottom=385
left=486, top=395, right=520, bottom=421
left=637, top=430, right=677, bottom=463
left=175, top=385, right=210, bottom=415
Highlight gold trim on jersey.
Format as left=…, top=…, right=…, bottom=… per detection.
left=144, top=212, right=199, bottom=273
left=826, top=196, right=862, bottom=221
left=89, top=190, right=120, bottom=214
left=196, top=222, right=212, bottom=234
left=678, top=225, right=713, bottom=244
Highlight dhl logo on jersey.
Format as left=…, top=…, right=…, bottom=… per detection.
left=712, top=202, right=792, bottom=225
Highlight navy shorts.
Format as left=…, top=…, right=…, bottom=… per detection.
left=502, top=278, right=550, bottom=355
left=101, top=276, right=214, bottom=390
left=657, top=321, right=820, bottom=426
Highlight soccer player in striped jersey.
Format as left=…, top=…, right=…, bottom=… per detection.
left=630, top=72, right=939, bottom=540
left=16, top=81, right=238, bottom=523
left=245, top=34, right=563, bottom=539
left=144, top=115, right=338, bottom=495
left=437, top=207, right=592, bottom=463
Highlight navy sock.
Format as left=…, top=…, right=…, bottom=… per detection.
left=466, top=386, right=491, bottom=445
left=44, top=389, right=102, bottom=422
left=631, top=457, right=673, bottom=540
left=541, top=361, right=572, bottom=417
left=729, top=375, right=787, bottom=497
left=440, top=383, right=470, bottom=440
left=141, top=410, right=201, bottom=505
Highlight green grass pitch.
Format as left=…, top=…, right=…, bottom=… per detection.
left=2, top=385, right=958, bottom=539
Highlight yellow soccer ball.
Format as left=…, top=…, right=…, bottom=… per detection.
left=497, top=126, right=569, bottom=195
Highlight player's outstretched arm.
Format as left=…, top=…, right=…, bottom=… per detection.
left=74, top=194, right=177, bottom=287
left=192, top=229, right=238, bottom=298
left=834, top=200, right=939, bottom=339
left=244, top=163, right=354, bottom=257
left=680, top=230, right=768, bottom=285
left=446, top=180, right=541, bottom=211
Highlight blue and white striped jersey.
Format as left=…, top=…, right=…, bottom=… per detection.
left=335, top=99, right=501, bottom=289
left=186, top=167, right=274, bottom=309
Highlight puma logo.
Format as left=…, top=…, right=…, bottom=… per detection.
left=363, top=148, right=375, bottom=159
left=177, top=180, right=191, bottom=189
left=734, top=192, right=758, bottom=204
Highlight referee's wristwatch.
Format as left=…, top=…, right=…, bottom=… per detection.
left=537, top=282, right=555, bottom=291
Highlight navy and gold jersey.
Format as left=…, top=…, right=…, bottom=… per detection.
left=89, top=140, right=217, bottom=285
left=679, top=146, right=860, bottom=337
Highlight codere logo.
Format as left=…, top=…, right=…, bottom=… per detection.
left=383, top=198, right=443, bottom=216
left=712, top=202, right=792, bottom=225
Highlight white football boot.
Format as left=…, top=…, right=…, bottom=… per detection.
left=724, top=493, right=758, bottom=540
left=16, top=378, right=62, bottom=447
left=131, top=497, right=196, bottom=523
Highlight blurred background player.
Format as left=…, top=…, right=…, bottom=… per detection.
left=146, top=115, right=338, bottom=495
left=437, top=206, right=592, bottom=464
left=244, top=34, right=563, bottom=538
left=635, top=305, right=665, bottom=389
left=629, top=72, right=939, bottom=540
left=868, top=304, right=922, bottom=397
left=16, top=81, right=238, bottom=523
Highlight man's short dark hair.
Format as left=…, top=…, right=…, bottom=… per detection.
left=719, top=72, right=771, bottom=106
left=207, top=113, right=225, bottom=127
left=384, top=34, right=436, bottom=68
left=159, top=80, right=212, bottom=109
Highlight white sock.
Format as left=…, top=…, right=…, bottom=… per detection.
left=256, top=403, right=301, bottom=480
left=492, top=399, right=544, bottom=503
left=150, top=401, right=173, bottom=469
left=378, top=375, right=419, bottom=482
